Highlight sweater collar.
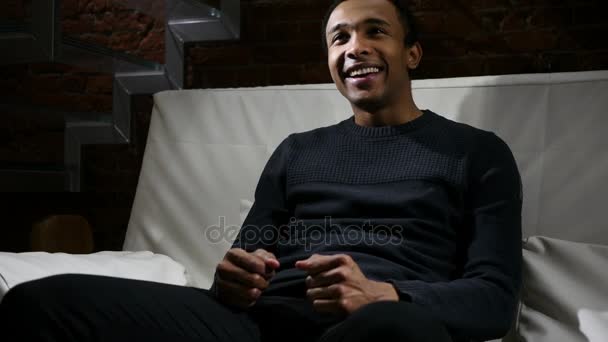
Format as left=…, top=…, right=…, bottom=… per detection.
left=339, top=110, right=436, bottom=137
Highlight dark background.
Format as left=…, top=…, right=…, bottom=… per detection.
left=1, top=0, right=607, bottom=252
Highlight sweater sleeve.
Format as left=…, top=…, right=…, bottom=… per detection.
left=388, top=132, right=523, bottom=341
left=230, top=135, right=293, bottom=254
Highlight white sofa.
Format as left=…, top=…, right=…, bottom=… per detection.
left=3, top=71, right=608, bottom=341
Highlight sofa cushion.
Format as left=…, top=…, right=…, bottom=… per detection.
left=0, top=251, right=189, bottom=302
left=578, top=309, right=608, bottom=342
left=513, top=236, right=608, bottom=342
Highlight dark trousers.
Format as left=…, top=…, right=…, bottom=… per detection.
left=0, top=274, right=453, bottom=342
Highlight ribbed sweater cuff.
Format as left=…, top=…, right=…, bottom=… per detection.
left=387, top=279, right=430, bottom=304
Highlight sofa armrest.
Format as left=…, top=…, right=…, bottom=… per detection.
left=0, top=250, right=189, bottom=302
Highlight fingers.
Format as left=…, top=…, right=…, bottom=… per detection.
left=225, top=248, right=267, bottom=275
left=296, top=254, right=352, bottom=276
left=216, top=258, right=269, bottom=289
left=215, top=276, right=261, bottom=309
left=306, top=284, right=345, bottom=301
left=310, top=299, right=350, bottom=315
left=214, top=248, right=281, bottom=309
left=252, top=249, right=281, bottom=272
left=305, top=267, right=348, bottom=288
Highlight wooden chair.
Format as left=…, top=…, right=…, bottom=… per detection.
left=30, top=215, right=94, bottom=254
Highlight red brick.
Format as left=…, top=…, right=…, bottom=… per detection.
left=253, top=43, right=324, bottom=64
left=248, top=2, right=326, bottom=23
left=189, top=45, right=252, bottom=66
left=267, top=65, right=302, bottom=85
left=86, top=75, right=113, bottom=94
left=75, top=14, right=96, bottom=33
left=62, top=19, right=94, bottom=35
left=573, top=4, right=608, bottom=26
left=91, top=12, right=114, bottom=33
left=464, top=34, right=510, bottom=54
left=84, top=0, right=110, bottom=14
left=30, top=92, right=112, bottom=112
left=4, top=131, right=65, bottom=164
left=202, top=68, right=238, bottom=88
left=81, top=169, right=139, bottom=192
left=529, top=8, right=571, bottom=29
left=445, top=11, right=481, bottom=37
left=485, top=54, right=540, bottom=75
left=500, top=9, right=530, bottom=32
left=299, top=22, right=325, bottom=42
left=412, top=0, right=450, bottom=11
left=80, top=94, right=113, bottom=112
left=234, top=66, right=268, bottom=87
left=415, top=12, right=445, bottom=34
left=80, top=33, right=111, bottom=47
left=31, top=92, right=77, bottom=109
left=469, top=0, right=509, bottom=10
left=92, top=0, right=108, bottom=12
left=1, top=0, right=26, bottom=20
left=557, top=30, right=581, bottom=50
left=538, top=52, right=581, bottom=72
left=61, top=75, right=86, bottom=93
left=504, top=30, right=558, bottom=52
left=0, top=78, right=18, bottom=93
left=299, top=63, right=332, bottom=84
left=140, top=50, right=164, bottom=64
left=265, top=22, right=299, bottom=42
left=447, top=56, right=488, bottom=77
left=30, top=75, right=62, bottom=92
left=109, top=31, right=142, bottom=51
left=242, top=16, right=267, bottom=42
left=562, top=27, right=608, bottom=50
left=576, top=50, right=608, bottom=70
left=136, top=0, right=165, bottom=21
left=138, top=30, right=164, bottom=51
left=421, top=37, right=466, bottom=57
left=108, top=11, right=151, bottom=32
left=62, top=0, right=80, bottom=18
left=29, top=63, right=74, bottom=74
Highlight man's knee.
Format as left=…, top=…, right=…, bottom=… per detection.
left=344, top=301, right=451, bottom=341
left=2, top=274, right=90, bottom=314
left=353, top=302, right=417, bottom=334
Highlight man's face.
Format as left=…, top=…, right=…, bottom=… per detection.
left=325, top=0, right=413, bottom=110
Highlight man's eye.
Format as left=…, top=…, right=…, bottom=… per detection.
left=369, top=27, right=385, bottom=35
left=333, top=33, right=348, bottom=43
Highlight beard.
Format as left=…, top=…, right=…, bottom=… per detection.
left=348, top=90, right=390, bottom=113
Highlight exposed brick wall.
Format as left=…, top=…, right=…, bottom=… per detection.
left=0, top=1, right=163, bottom=252
left=189, top=0, right=608, bottom=88
left=1, top=0, right=29, bottom=20
left=62, top=0, right=165, bottom=62
left=1, top=0, right=608, bottom=252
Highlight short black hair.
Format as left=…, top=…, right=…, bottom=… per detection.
left=321, top=0, right=419, bottom=53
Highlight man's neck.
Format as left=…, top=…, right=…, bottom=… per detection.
left=352, top=101, right=422, bottom=127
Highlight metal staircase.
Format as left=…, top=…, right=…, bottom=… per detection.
left=0, top=0, right=240, bottom=191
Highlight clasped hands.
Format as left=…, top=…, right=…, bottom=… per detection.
left=214, top=248, right=398, bottom=314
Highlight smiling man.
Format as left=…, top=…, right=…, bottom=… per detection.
left=0, top=1, right=522, bottom=342
left=216, top=0, right=522, bottom=342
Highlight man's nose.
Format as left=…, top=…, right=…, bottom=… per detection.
left=346, top=35, right=371, bottom=59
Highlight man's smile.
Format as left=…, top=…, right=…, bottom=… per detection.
left=343, top=64, right=385, bottom=87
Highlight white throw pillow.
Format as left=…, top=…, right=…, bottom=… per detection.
left=513, top=236, right=608, bottom=342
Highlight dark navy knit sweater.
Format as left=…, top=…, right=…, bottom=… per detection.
left=232, top=110, right=523, bottom=341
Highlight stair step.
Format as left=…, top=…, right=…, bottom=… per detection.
left=0, top=163, right=66, bottom=192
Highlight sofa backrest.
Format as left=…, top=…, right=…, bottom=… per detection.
left=124, top=71, right=608, bottom=289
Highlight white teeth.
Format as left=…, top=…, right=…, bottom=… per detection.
left=349, top=67, right=380, bottom=77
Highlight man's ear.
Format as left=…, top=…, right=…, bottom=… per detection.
left=405, top=42, right=422, bottom=70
